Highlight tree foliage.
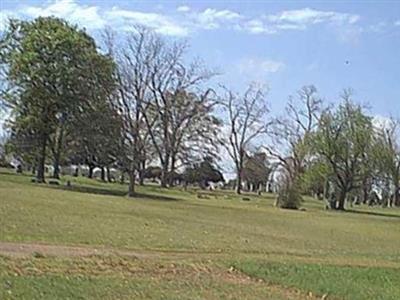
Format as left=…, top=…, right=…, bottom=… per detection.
left=183, top=156, right=224, bottom=188
left=313, top=92, right=373, bottom=210
left=0, top=17, right=115, bottom=182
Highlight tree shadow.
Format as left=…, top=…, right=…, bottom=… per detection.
left=55, top=185, right=127, bottom=197
left=0, top=170, right=32, bottom=177
left=346, top=209, right=400, bottom=220
left=134, top=192, right=181, bottom=202
left=0, top=170, right=180, bottom=201
left=46, top=184, right=181, bottom=202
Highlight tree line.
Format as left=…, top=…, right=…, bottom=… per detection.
left=1, top=17, right=399, bottom=211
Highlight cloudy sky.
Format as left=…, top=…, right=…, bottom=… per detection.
left=1, top=0, right=399, bottom=114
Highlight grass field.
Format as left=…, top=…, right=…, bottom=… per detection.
left=1, top=168, right=400, bottom=299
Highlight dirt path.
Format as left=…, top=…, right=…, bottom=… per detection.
left=0, top=241, right=205, bottom=259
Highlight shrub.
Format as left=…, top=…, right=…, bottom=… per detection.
left=275, top=180, right=302, bottom=209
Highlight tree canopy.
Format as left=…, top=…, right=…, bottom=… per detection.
left=0, top=17, right=115, bottom=182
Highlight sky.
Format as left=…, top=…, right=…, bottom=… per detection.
left=1, top=0, right=400, bottom=175
left=1, top=0, right=399, bottom=116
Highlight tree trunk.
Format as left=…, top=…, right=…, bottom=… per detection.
left=161, top=170, right=168, bottom=187
left=394, top=184, right=400, bottom=206
left=36, top=133, right=47, bottom=183
left=323, top=178, right=329, bottom=200
left=88, top=165, right=95, bottom=179
left=200, top=180, right=206, bottom=190
left=52, top=125, right=64, bottom=179
left=101, top=167, right=106, bottom=181
left=236, top=170, right=242, bottom=194
left=138, top=160, right=145, bottom=186
left=336, top=189, right=347, bottom=210
left=362, top=178, right=369, bottom=204
left=128, top=170, right=135, bottom=197
left=120, top=172, right=125, bottom=184
left=362, top=186, right=368, bottom=204
left=52, top=155, right=60, bottom=179
left=168, top=155, right=177, bottom=187
left=106, top=167, right=112, bottom=182
left=160, top=156, right=169, bottom=188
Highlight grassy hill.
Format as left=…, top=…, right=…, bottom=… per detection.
left=1, top=168, right=400, bottom=299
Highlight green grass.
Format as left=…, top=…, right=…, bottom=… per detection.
left=0, top=256, right=293, bottom=300
left=1, top=167, right=400, bottom=299
left=234, top=261, right=400, bottom=300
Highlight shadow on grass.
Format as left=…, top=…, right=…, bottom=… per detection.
left=0, top=170, right=181, bottom=202
left=347, top=209, right=400, bottom=219
left=0, top=170, right=32, bottom=177
left=45, top=184, right=181, bottom=202
left=134, top=192, right=181, bottom=202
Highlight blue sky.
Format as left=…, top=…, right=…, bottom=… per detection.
left=1, top=0, right=399, bottom=176
left=1, top=0, right=400, bottom=116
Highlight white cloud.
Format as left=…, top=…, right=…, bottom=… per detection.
left=192, top=8, right=242, bottom=30
left=0, top=10, right=17, bottom=31
left=201, top=8, right=241, bottom=21
left=21, top=0, right=106, bottom=29
left=177, top=5, right=190, bottom=13
left=368, top=21, right=387, bottom=33
left=373, top=115, right=392, bottom=130
left=238, top=8, right=361, bottom=35
left=105, top=8, right=188, bottom=36
left=1, top=1, right=388, bottom=40
left=0, top=0, right=189, bottom=36
left=240, top=19, right=277, bottom=34
left=275, top=23, right=306, bottom=31
left=237, top=58, right=285, bottom=80
left=259, top=8, right=363, bottom=43
left=267, top=8, right=360, bottom=27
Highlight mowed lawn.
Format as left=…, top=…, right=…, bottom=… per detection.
left=1, top=168, right=400, bottom=299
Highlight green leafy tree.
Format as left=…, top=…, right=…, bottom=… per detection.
left=373, top=118, right=400, bottom=207
left=67, top=99, right=122, bottom=179
left=0, top=17, right=114, bottom=182
left=314, top=92, right=373, bottom=210
left=5, top=123, right=39, bottom=172
left=184, top=156, right=224, bottom=188
left=275, top=179, right=302, bottom=209
left=299, top=159, right=329, bottom=198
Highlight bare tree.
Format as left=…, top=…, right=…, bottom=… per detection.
left=163, top=90, right=221, bottom=185
left=219, top=83, right=270, bottom=194
left=265, top=85, right=323, bottom=181
left=143, top=41, right=217, bottom=187
left=104, top=26, right=218, bottom=192
left=103, top=26, right=156, bottom=196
